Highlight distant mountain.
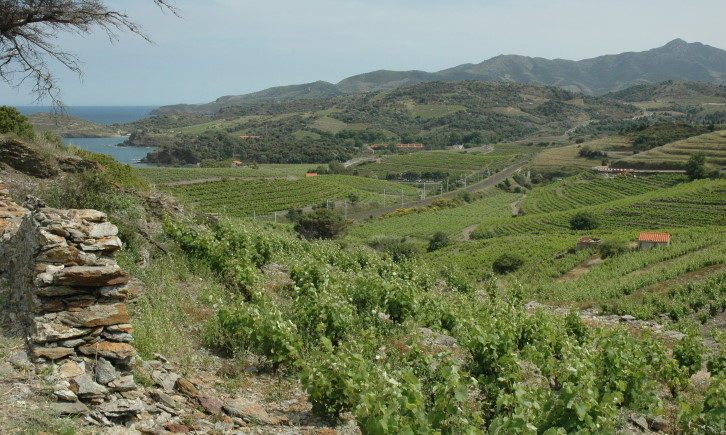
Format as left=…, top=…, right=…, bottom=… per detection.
left=153, top=39, right=726, bottom=115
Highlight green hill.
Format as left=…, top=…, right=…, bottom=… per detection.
left=27, top=112, right=123, bottom=138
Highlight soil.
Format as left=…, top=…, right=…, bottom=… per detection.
left=556, top=254, right=604, bottom=282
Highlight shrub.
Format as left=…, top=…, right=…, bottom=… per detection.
left=598, top=239, right=629, bottom=258
left=0, top=106, right=35, bottom=140
left=294, top=209, right=350, bottom=240
left=569, top=211, right=600, bottom=230
left=427, top=231, right=451, bottom=252
left=492, top=253, right=525, bottom=274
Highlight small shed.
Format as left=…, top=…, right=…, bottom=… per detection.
left=638, top=232, right=670, bottom=250
left=577, top=237, right=602, bottom=251
left=305, top=173, right=318, bottom=177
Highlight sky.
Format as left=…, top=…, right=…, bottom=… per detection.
left=2, top=0, right=726, bottom=106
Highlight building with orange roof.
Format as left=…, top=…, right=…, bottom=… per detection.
left=638, top=232, right=670, bottom=250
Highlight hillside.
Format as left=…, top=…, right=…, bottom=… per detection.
left=28, top=112, right=124, bottom=138
left=135, top=80, right=638, bottom=165
left=154, top=39, right=726, bottom=114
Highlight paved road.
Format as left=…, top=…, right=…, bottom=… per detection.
left=348, top=158, right=529, bottom=220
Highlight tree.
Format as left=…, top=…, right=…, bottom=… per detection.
left=0, top=105, right=35, bottom=139
left=569, top=211, right=600, bottom=230
left=427, top=231, right=450, bottom=252
left=685, top=152, right=708, bottom=180
left=0, top=0, right=178, bottom=105
left=492, top=253, right=524, bottom=274
left=598, top=239, right=629, bottom=259
left=294, top=209, right=350, bottom=240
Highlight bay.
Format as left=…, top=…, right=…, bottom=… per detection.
left=62, top=137, right=154, bottom=167
left=16, top=106, right=158, bottom=125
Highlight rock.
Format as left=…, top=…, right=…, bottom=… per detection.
left=88, top=222, right=119, bottom=238
left=98, top=398, right=145, bottom=418
left=80, top=236, right=123, bottom=252
left=197, top=396, right=223, bottom=415
left=70, top=373, right=108, bottom=399
left=0, top=362, right=16, bottom=378
left=176, top=378, right=199, bottom=397
left=58, top=302, right=130, bottom=328
left=54, top=388, right=79, bottom=402
left=648, top=416, right=668, bottom=432
left=57, top=155, right=101, bottom=174
left=151, top=390, right=177, bottom=409
left=165, top=423, right=191, bottom=433
left=31, top=345, right=74, bottom=360
left=620, top=315, right=636, bottom=322
left=52, top=401, right=90, bottom=416
left=108, top=375, right=136, bottom=392
left=95, top=357, right=117, bottom=385
left=71, top=209, right=107, bottom=223
left=102, top=331, right=134, bottom=343
left=60, top=338, right=87, bottom=348
left=54, top=265, right=129, bottom=286
left=8, top=350, right=32, bottom=369
left=59, top=360, right=86, bottom=378
left=0, top=139, right=59, bottom=178
left=106, top=324, right=134, bottom=333
left=152, top=370, right=181, bottom=392
left=30, top=318, right=91, bottom=343
left=631, top=415, right=649, bottom=431
left=223, top=398, right=277, bottom=425
left=36, top=245, right=84, bottom=266
left=78, top=340, right=136, bottom=361
left=36, top=285, right=89, bottom=297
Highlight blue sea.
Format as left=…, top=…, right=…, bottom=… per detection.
left=17, top=106, right=159, bottom=166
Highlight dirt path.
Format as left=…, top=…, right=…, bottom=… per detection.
left=510, top=194, right=526, bottom=216
left=460, top=224, right=479, bottom=241
left=556, top=254, right=604, bottom=282
left=348, top=159, right=528, bottom=220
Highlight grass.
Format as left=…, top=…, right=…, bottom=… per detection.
left=409, top=104, right=467, bottom=120
left=135, top=164, right=312, bottom=184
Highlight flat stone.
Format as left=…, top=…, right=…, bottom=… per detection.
left=102, top=331, right=134, bottom=343
left=70, top=373, right=108, bottom=398
left=98, top=398, right=145, bottom=418
left=30, top=318, right=91, bottom=343
left=88, top=222, right=118, bottom=238
left=54, top=388, right=79, bottom=402
left=620, top=315, right=636, bottom=322
left=58, top=302, right=130, bottom=328
left=176, top=377, right=199, bottom=397
left=152, top=389, right=177, bottom=409
left=197, top=396, right=223, bottom=415
left=31, top=346, right=74, bottom=360
left=165, top=423, right=190, bottom=433
left=78, top=340, right=136, bottom=361
left=36, top=245, right=84, bottom=266
left=109, top=375, right=136, bottom=392
left=80, top=236, right=123, bottom=252
left=36, top=285, right=90, bottom=297
left=106, top=324, right=134, bottom=334
left=152, top=370, right=181, bottom=392
left=223, top=398, right=276, bottom=425
left=54, top=265, right=129, bottom=287
left=52, top=401, right=90, bottom=416
left=59, top=360, right=85, bottom=379
left=95, top=357, right=117, bottom=385
left=8, top=350, right=32, bottom=369
left=71, top=209, right=107, bottom=223
left=100, top=279, right=143, bottom=300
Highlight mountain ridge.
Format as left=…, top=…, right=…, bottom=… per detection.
left=152, top=39, right=726, bottom=115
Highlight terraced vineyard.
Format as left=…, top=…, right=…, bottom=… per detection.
left=350, top=191, right=520, bottom=240
left=135, top=164, right=312, bottom=184
left=521, top=173, right=686, bottom=214
left=618, top=129, right=726, bottom=168
left=473, top=178, right=726, bottom=238
left=168, top=175, right=420, bottom=217
left=355, top=150, right=514, bottom=179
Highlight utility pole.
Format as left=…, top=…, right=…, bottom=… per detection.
left=344, top=201, right=348, bottom=219
left=464, top=176, right=467, bottom=188
left=383, top=189, right=386, bottom=208
left=446, top=179, right=449, bottom=192
left=274, top=211, right=277, bottom=223
left=253, top=210, right=256, bottom=221
left=326, top=199, right=329, bottom=209
left=423, top=182, right=426, bottom=199
left=401, top=189, right=404, bottom=207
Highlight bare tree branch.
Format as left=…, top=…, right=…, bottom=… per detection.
left=0, top=0, right=178, bottom=106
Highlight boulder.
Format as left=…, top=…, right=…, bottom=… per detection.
left=58, top=302, right=130, bottom=328
left=78, top=341, right=136, bottom=361
left=223, top=398, right=276, bottom=425
left=0, top=138, right=58, bottom=178
left=95, top=357, right=117, bottom=385
left=70, top=373, right=108, bottom=399
left=54, top=265, right=129, bottom=287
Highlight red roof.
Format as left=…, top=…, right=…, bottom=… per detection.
left=232, top=160, right=243, bottom=164
left=639, top=232, right=670, bottom=243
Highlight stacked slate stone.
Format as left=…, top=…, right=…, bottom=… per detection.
left=0, top=183, right=144, bottom=422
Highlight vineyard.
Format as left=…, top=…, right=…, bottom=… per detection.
left=134, top=164, right=312, bottom=184
left=354, top=150, right=515, bottom=179
left=167, top=174, right=422, bottom=217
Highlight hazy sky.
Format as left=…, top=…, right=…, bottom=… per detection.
left=3, top=0, right=726, bottom=106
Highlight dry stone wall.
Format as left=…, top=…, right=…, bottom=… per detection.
left=0, top=182, right=144, bottom=420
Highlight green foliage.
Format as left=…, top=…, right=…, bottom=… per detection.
left=597, top=239, right=629, bottom=259
left=0, top=106, right=35, bottom=140
left=492, top=253, right=525, bottom=274
left=428, top=231, right=451, bottom=252
left=686, top=151, right=709, bottom=180
left=294, top=209, right=350, bottom=240
left=368, top=236, right=420, bottom=262
left=569, top=211, right=600, bottom=230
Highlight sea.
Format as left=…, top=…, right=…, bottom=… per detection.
left=16, top=106, right=159, bottom=166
